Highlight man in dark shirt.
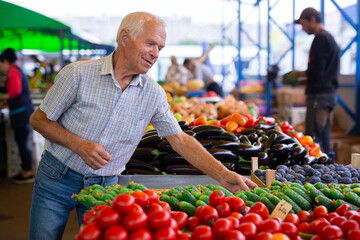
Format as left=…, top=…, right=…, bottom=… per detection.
left=294, top=7, right=340, bottom=154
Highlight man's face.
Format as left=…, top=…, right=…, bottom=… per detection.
left=125, top=20, right=166, bottom=74
left=0, top=60, right=10, bottom=73
left=298, top=17, right=316, bottom=35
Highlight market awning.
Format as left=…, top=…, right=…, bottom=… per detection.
left=0, top=1, right=114, bottom=54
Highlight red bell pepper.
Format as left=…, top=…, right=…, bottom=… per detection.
left=219, top=115, right=233, bottom=126
left=300, top=135, right=314, bottom=147
left=244, top=114, right=256, bottom=128
left=189, top=116, right=207, bottom=127
left=309, top=143, right=321, bottom=156
left=225, top=121, right=238, bottom=132
left=291, top=132, right=304, bottom=142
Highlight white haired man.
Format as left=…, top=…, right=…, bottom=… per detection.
left=29, top=11, right=256, bottom=239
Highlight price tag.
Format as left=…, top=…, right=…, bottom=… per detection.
left=270, top=200, right=293, bottom=220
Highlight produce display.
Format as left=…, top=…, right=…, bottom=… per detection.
left=74, top=184, right=360, bottom=240
left=255, top=163, right=360, bottom=185
left=123, top=113, right=330, bottom=176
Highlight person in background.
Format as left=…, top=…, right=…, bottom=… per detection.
left=293, top=7, right=340, bottom=154
left=0, top=48, right=34, bottom=183
left=29, top=12, right=256, bottom=239
left=165, top=55, right=191, bottom=86
left=183, top=44, right=223, bottom=97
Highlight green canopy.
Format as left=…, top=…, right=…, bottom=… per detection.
left=0, top=1, right=114, bottom=54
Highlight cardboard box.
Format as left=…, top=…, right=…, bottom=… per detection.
left=276, top=87, right=306, bottom=108
left=332, top=135, right=360, bottom=165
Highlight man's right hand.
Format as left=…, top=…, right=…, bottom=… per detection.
left=77, top=140, right=111, bottom=170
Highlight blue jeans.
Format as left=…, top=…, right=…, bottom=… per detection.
left=29, top=151, right=119, bottom=240
left=13, top=123, right=32, bottom=171
left=305, top=93, right=337, bottom=154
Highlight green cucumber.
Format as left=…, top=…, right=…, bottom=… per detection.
left=234, top=192, right=248, bottom=201
left=329, top=188, right=345, bottom=200
left=92, top=189, right=105, bottom=200
left=168, top=188, right=181, bottom=196
left=248, top=192, right=261, bottom=202
left=278, top=193, right=302, bottom=213
left=290, top=187, right=312, bottom=203
left=212, top=185, right=234, bottom=197
left=306, top=187, right=325, bottom=200
left=353, top=188, right=360, bottom=197
left=196, top=200, right=207, bottom=207
left=199, top=195, right=210, bottom=205
left=284, top=189, right=311, bottom=211
left=245, top=200, right=255, bottom=207
left=351, top=184, right=360, bottom=189
left=321, top=188, right=332, bottom=199
left=181, top=190, right=197, bottom=206
left=290, top=183, right=307, bottom=192
left=267, top=193, right=281, bottom=207
left=345, top=192, right=360, bottom=207
left=178, top=201, right=196, bottom=216
left=314, top=196, right=334, bottom=212
left=191, top=191, right=201, bottom=200
left=255, top=187, right=268, bottom=196
left=260, top=196, right=275, bottom=213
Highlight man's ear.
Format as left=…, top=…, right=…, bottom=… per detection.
left=119, top=29, right=130, bottom=46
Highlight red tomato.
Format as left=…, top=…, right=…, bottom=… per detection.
left=93, top=205, right=109, bottom=213
left=83, top=211, right=96, bottom=226
left=209, top=190, right=226, bottom=207
left=97, top=206, right=121, bottom=229
left=284, top=213, right=300, bottom=226
left=213, top=218, right=232, bottom=237
left=111, top=194, right=135, bottom=215
left=344, top=210, right=359, bottom=219
left=145, top=203, right=164, bottom=216
left=349, top=214, right=360, bottom=224
left=216, top=202, right=231, bottom=217
left=187, top=216, right=200, bottom=232
left=321, top=225, right=344, bottom=239
left=229, top=212, right=243, bottom=221
left=198, top=205, right=219, bottom=226
left=122, top=211, right=148, bottom=232
left=149, top=210, right=172, bottom=230
left=272, top=217, right=282, bottom=224
left=335, top=204, right=351, bottom=216
left=326, top=212, right=339, bottom=222
left=249, top=202, right=269, bottom=220
left=225, top=196, right=245, bottom=212
left=348, top=230, right=360, bottom=239
left=129, top=203, right=144, bottom=214
left=129, top=228, right=152, bottom=240
left=308, top=218, right=330, bottom=235
left=298, top=222, right=309, bottom=233
left=243, top=206, right=250, bottom=215
left=340, top=219, right=359, bottom=236
left=329, top=216, right=347, bottom=227
left=158, top=201, right=171, bottom=212
left=297, top=210, right=312, bottom=223
left=79, top=223, right=103, bottom=240
left=104, top=225, right=128, bottom=240
left=254, top=232, right=273, bottom=240
left=242, top=212, right=263, bottom=228
left=226, top=216, right=240, bottom=230
left=281, top=222, right=298, bottom=240
left=170, top=211, right=188, bottom=230
left=153, top=227, right=177, bottom=240
left=225, top=230, right=246, bottom=240
left=142, top=189, right=159, bottom=204
left=177, top=231, right=191, bottom=240
left=237, top=222, right=257, bottom=240
left=131, top=191, right=149, bottom=209
left=170, top=218, right=178, bottom=233
left=260, top=219, right=281, bottom=234
left=192, top=225, right=214, bottom=240
left=312, top=206, right=328, bottom=219
left=310, top=235, right=322, bottom=240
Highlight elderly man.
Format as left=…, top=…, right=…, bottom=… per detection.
left=29, top=12, right=256, bottom=239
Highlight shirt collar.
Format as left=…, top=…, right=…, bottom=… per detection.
left=101, top=51, right=144, bottom=87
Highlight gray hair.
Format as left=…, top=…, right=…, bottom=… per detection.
left=116, top=12, right=166, bottom=44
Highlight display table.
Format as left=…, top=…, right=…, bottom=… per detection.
left=118, top=175, right=251, bottom=189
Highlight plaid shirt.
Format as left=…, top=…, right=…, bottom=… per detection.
left=40, top=52, right=181, bottom=176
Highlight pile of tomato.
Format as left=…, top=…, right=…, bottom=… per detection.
left=295, top=204, right=360, bottom=239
